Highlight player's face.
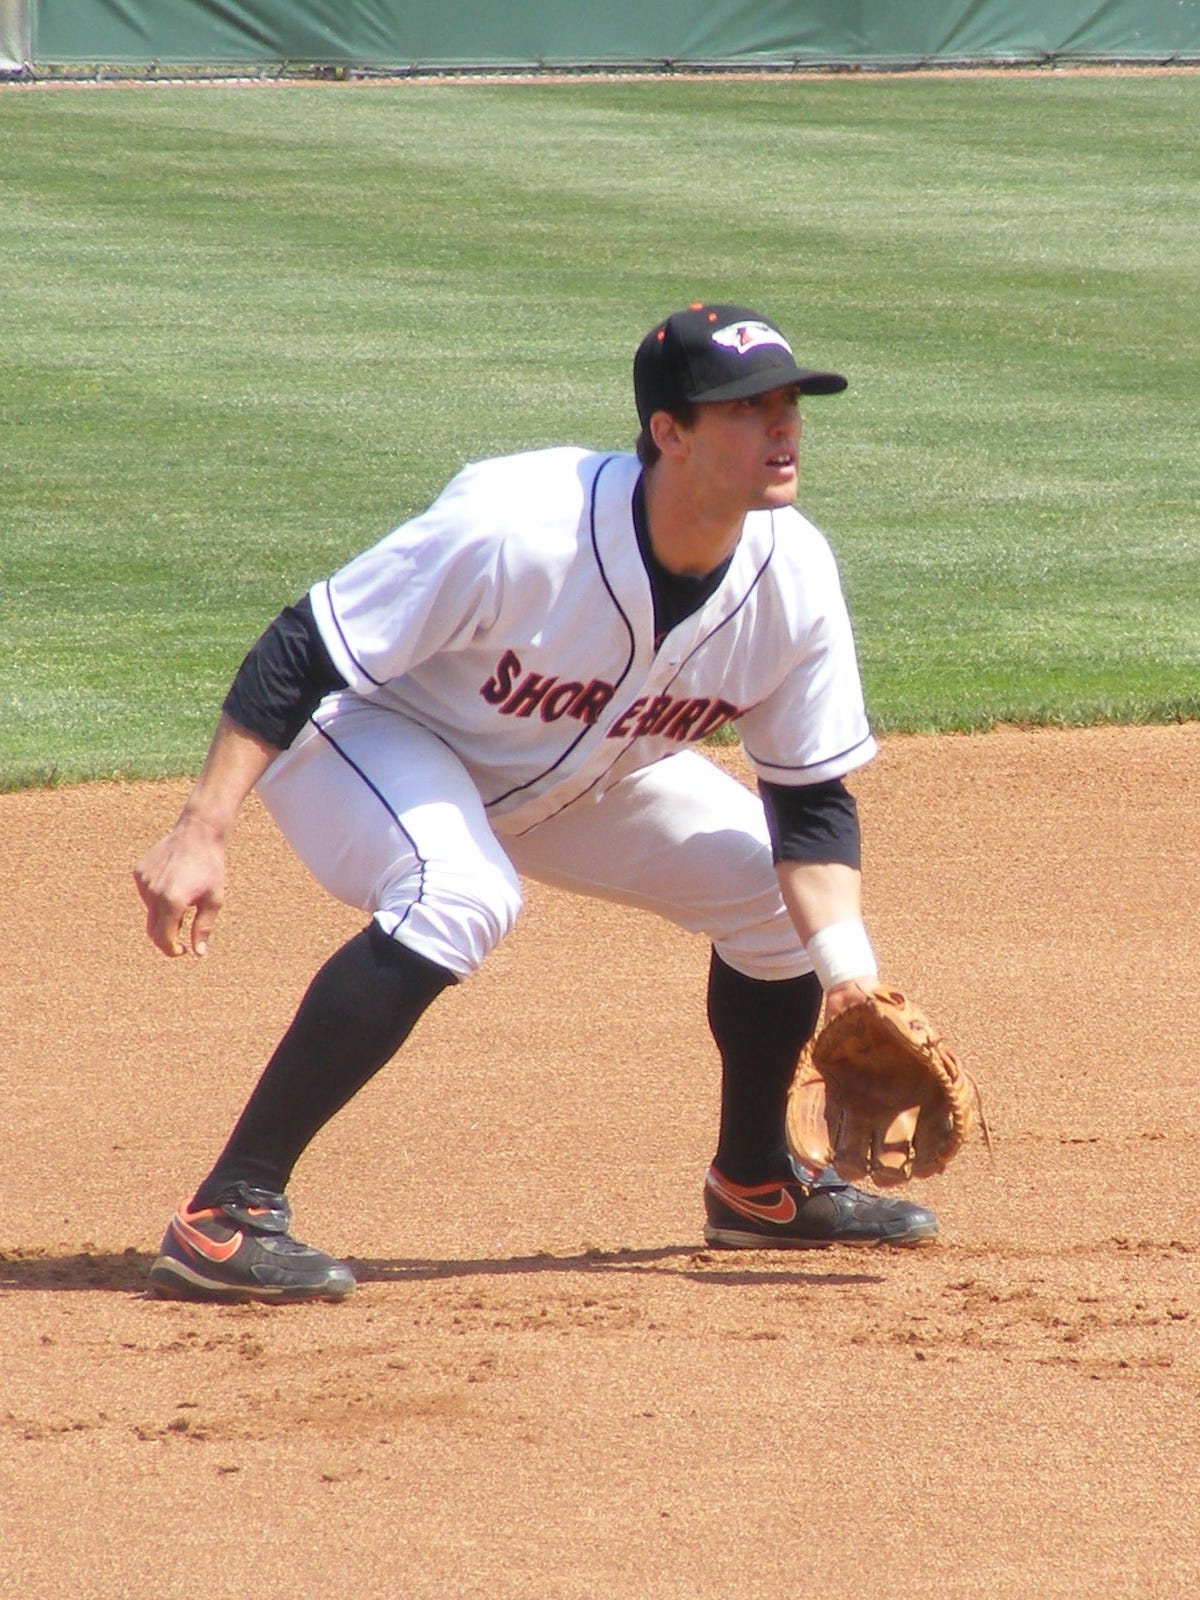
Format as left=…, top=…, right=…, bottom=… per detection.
left=684, top=385, right=804, bottom=513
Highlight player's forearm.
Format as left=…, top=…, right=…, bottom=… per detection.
left=177, top=713, right=282, bottom=840
left=776, top=859, right=878, bottom=991
left=776, top=859, right=862, bottom=942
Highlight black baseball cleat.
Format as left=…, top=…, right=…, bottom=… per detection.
left=703, top=1161, right=939, bottom=1249
left=148, top=1184, right=357, bottom=1303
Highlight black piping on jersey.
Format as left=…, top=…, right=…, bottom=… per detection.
left=639, top=527, right=877, bottom=785
left=483, top=454, right=640, bottom=813
left=310, top=719, right=431, bottom=943
left=746, top=728, right=875, bottom=779
left=642, top=525, right=774, bottom=695
left=508, top=504, right=779, bottom=837
left=313, top=576, right=388, bottom=690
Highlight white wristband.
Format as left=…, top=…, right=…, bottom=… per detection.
left=805, top=919, right=878, bottom=991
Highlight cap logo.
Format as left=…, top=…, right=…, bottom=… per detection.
left=712, top=320, right=793, bottom=357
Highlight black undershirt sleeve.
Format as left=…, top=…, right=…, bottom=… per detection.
left=222, top=592, right=348, bottom=751
left=758, top=777, right=862, bottom=871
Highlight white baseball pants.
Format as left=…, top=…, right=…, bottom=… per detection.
left=256, top=703, right=807, bottom=983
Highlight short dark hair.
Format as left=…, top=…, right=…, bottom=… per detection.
left=635, top=401, right=699, bottom=467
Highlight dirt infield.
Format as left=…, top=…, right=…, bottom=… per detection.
left=2, top=725, right=1197, bottom=1599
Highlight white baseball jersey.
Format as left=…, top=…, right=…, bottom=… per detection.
left=308, top=447, right=875, bottom=838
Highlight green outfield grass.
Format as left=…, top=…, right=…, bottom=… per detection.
left=1, top=74, right=1197, bottom=788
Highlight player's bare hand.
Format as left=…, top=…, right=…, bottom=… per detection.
left=132, top=820, right=227, bottom=958
left=822, top=977, right=876, bottom=1020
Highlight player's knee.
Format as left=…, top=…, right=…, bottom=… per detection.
left=453, top=859, right=523, bottom=961
left=376, top=855, right=522, bottom=976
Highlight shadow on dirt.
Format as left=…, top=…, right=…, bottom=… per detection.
left=0, top=1243, right=884, bottom=1292
left=352, top=1245, right=885, bottom=1289
left=0, top=1247, right=154, bottom=1292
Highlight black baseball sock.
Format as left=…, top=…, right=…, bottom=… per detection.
left=707, top=947, right=822, bottom=1184
left=191, top=922, right=456, bottom=1208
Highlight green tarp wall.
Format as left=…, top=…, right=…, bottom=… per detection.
left=1, top=0, right=31, bottom=68
left=27, top=0, right=1200, bottom=69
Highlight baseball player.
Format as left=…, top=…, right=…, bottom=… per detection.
left=134, top=302, right=939, bottom=1303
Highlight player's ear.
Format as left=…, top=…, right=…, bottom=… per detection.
left=648, top=408, right=691, bottom=461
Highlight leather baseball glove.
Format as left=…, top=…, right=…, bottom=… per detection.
left=787, top=985, right=987, bottom=1188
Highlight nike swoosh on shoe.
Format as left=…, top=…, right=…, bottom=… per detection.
left=171, top=1210, right=244, bottom=1264
left=707, top=1174, right=798, bottom=1225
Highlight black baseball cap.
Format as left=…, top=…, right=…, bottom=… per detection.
left=633, top=303, right=847, bottom=426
